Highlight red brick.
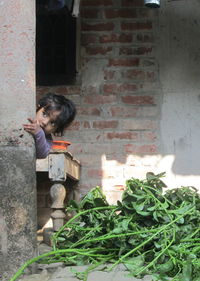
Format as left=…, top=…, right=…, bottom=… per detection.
left=67, top=121, right=81, bottom=130
left=99, top=33, right=132, bottom=43
left=55, top=86, right=81, bottom=94
left=108, top=58, right=139, bottom=67
left=122, top=70, right=156, bottom=81
left=121, top=95, right=155, bottom=105
left=82, top=0, right=113, bottom=6
left=65, top=131, right=103, bottom=143
left=83, top=121, right=91, bottom=128
left=106, top=131, right=139, bottom=140
left=122, top=70, right=145, bottom=80
left=141, top=132, right=157, bottom=142
left=82, top=22, right=114, bottom=31
left=121, top=0, right=143, bottom=7
left=87, top=169, right=103, bottom=179
left=137, top=144, right=158, bottom=154
left=103, top=83, right=138, bottom=93
left=121, top=22, right=152, bottom=31
left=85, top=46, right=113, bottom=55
left=119, top=46, right=153, bottom=56
left=36, top=87, right=51, bottom=98
left=81, top=34, right=98, bottom=46
left=81, top=9, right=99, bottom=18
left=124, top=144, right=158, bottom=154
left=104, top=9, right=137, bottom=19
left=109, top=106, right=139, bottom=117
left=77, top=106, right=101, bottom=116
left=93, top=120, right=118, bottom=129
left=84, top=94, right=117, bottom=104
left=104, top=70, right=116, bottom=80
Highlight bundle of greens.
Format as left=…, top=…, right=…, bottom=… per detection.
left=10, top=173, right=200, bottom=281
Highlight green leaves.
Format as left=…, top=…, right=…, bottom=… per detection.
left=124, top=256, right=144, bottom=274
left=49, top=173, right=200, bottom=281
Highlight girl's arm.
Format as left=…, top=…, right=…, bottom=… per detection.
left=23, top=118, right=52, bottom=159
left=34, top=129, right=52, bottom=159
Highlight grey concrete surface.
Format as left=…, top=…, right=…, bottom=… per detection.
left=17, top=243, right=153, bottom=281
left=19, top=265, right=152, bottom=281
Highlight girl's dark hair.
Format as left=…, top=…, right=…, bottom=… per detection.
left=37, top=92, right=76, bottom=135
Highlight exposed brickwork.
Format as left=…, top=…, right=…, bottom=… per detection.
left=82, top=0, right=114, bottom=6
left=82, top=22, right=115, bottom=31
left=99, top=33, right=133, bottom=44
left=121, top=0, right=144, bottom=7
left=104, top=9, right=137, bottom=19
left=121, top=95, right=155, bottom=105
left=121, top=21, right=153, bottom=31
left=36, top=0, right=160, bottom=204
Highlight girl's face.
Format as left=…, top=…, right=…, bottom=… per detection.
left=36, top=107, right=60, bottom=135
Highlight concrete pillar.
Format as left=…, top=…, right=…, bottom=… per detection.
left=0, top=1, right=37, bottom=280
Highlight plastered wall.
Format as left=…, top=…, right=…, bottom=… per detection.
left=157, top=0, right=200, bottom=188
left=0, top=1, right=36, bottom=280
left=37, top=0, right=200, bottom=207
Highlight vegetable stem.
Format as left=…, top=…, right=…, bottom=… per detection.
left=108, top=206, right=195, bottom=271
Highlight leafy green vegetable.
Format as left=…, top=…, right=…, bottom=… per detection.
left=9, top=172, right=200, bottom=281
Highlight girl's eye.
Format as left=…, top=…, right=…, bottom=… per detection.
left=51, top=121, right=56, bottom=127
left=43, top=111, right=49, bottom=117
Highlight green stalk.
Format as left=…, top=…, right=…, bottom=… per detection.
left=108, top=206, right=195, bottom=271
left=136, top=181, right=175, bottom=207
left=9, top=248, right=107, bottom=281
left=52, top=206, right=116, bottom=249
left=142, top=185, right=174, bottom=220
left=78, top=255, right=114, bottom=281
left=180, top=237, right=200, bottom=243
left=69, top=227, right=163, bottom=248
left=135, top=229, right=175, bottom=276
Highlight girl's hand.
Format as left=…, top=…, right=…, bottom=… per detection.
left=23, top=118, right=42, bottom=135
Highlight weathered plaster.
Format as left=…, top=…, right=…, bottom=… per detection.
left=0, top=0, right=36, bottom=280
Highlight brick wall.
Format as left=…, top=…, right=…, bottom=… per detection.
left=37, top=0, right=160, bottom=208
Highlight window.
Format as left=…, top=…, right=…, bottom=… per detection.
left=36, top=3, right=78, bottom=86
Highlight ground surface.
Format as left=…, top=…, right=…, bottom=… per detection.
left=19, top=265, right=152, bottom=281
left=17, top=242, right=152, bottom=281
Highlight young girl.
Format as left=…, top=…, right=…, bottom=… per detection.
left=23, top=92, right=76, bottom=159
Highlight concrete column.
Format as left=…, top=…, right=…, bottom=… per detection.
left=0, top=1, right=37, bottom=280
